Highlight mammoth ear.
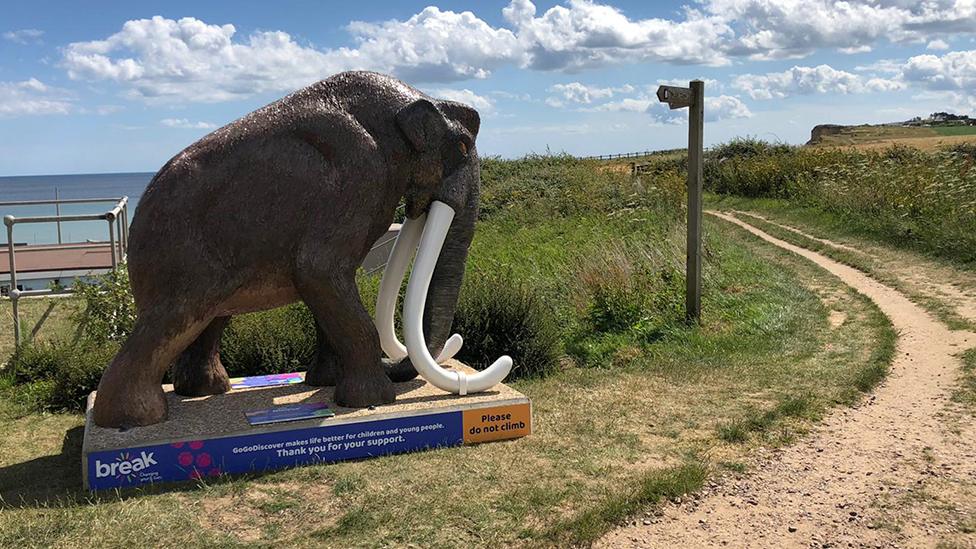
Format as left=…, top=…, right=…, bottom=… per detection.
left=396, top=99, right=448, bottom=152
left=438, top=100, right=480, bottom=138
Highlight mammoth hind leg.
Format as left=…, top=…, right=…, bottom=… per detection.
left=92, top=311, right=212, bottom=428
left=172, top=316, right=232, bottom=397
left=305, top=320, right=340, bottom=387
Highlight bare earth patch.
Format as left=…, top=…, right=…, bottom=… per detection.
left=197, top=479, right=339, bottom=544
left=598, top=211, right=976, bottom=548
left=827, top=310, right=847, bottom=329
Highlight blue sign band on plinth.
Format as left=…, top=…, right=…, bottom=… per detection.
left=86, top=410, right=462, bottom=490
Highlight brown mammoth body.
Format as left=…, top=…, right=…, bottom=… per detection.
left=93, top=71, right=482, bottom=428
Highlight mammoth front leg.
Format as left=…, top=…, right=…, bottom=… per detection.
left=171, top=316, right=232, bottom=397
left=297, top=269, right=395, bottom=407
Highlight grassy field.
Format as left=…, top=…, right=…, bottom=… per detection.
left=933, top=125, right=976, bottom=137
left=810, top=124, right=976, bottom=150
left=811, top=124, right=936, bottom=145
left=0, top=156, right=897, bottom=547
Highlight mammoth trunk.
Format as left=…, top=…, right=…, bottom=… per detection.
left=422, top=183, right=478, bottom=357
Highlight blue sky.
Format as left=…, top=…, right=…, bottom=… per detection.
left=2, top=0, right=975, bottom=175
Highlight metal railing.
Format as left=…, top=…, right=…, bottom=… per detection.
left=3, top=196, right=129, bottom=348
left=364, top=203, right=407, bottom=276
left=585, top=150, right=656, bottom=161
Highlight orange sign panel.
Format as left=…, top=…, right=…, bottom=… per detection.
left=462, top=403, right=532, bottom=444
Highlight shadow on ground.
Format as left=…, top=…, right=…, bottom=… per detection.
left=0, top=425, right=85, bottom=508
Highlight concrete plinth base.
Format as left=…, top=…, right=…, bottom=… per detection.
left=82, top=361, right=531, bottom=490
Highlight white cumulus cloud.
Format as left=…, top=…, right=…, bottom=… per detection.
left=546, top=82, right=634, bottom=107
left=504, top=0, right=733, bottom=69
left=649, top=94, right=752, bottom=123
left=707, top=0, right=976, bottom=60
left=63, top=17, right=347, bottom=103
left=160, top=118, right=217, bottom=129
left=592, top=97, right=656, bottom=112
left=61, top=12, right=521, bottom=103
left=579, top=86, right=751, bottom=123
left=345, top=7, right=522, bottom=82
left=425, top=88, right=495, bottom=113
left=901, top=50, right=976, bottom=91
left=733, top=64, right=904, bottom=99
left=57, top=2, right=976, bottom=106
left=705, top=95, right=753, bottom=121
left=0, top=78, right=73, bottom=116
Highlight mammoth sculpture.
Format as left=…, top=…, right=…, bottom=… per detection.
left=93, top=71, right=511, bottom=429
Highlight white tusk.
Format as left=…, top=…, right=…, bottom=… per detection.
left=375, top=214, right=464, bottom=364
left=403, top=201, right=512, bottom=395
left=434, top=333, right=463, bottom=363
left=375, top=215, right=424, bottom=361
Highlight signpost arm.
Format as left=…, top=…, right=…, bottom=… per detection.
left=686, top=80, right=704, bottom=323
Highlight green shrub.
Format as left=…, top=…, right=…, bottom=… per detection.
left=72, top=266, right=137, bottom=343
left=2, top=267, right=136, bottom=411
left=943, top=142, right=976, bottom=161
left=709, top=137, right=795, bottom=161
left=5, top=340, right=118, bottom=411
left=452, top=271, right=561, bottom=379
left=6, top=341, right=64, bottom=385
left=220, top=303, right=317, bottom=377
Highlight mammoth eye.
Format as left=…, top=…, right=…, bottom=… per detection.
left=459, top=141, right=468, bottom=155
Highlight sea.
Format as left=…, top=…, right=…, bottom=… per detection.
left=0, top=172, right=153, bottom=245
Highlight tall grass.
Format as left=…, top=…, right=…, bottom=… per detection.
left=480, top=153, right=685, bottom=220
left=702, top=139, right=976, bottom=264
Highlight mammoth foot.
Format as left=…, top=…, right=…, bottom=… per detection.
left=307, top=355, right=419, bottom=386
left=93, top=383, right=168, bottom=429
left=172, top=357, right=231, bottom=397
left=334, top=370, right=396, bottom=408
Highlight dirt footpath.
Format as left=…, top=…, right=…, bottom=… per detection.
left=598, top=211, right=976, bottom=548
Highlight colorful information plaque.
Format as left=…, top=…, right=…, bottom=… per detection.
left=230, top=372, right=304, bottom=389
left=245, top=402, right=335, bottom=426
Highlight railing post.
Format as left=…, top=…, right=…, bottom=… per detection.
left=55, top=187, right=63, bottom=245
left=4, top=215, right=16, bottom=295
left=116, top=216, right=124, bottom=260
left=107, top=214, right=117, bottom=269
left=121, top=202, right=129, bottom=253
left=11, top=289, right=20, bottom=349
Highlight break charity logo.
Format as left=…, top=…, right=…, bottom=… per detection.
left=94, top=451, right=158, bottom=481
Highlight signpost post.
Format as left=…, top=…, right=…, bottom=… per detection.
left=657, top=80, right=704, bottom=322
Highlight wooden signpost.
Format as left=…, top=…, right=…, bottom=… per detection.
left=657, top=80, right=704, bottom=322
